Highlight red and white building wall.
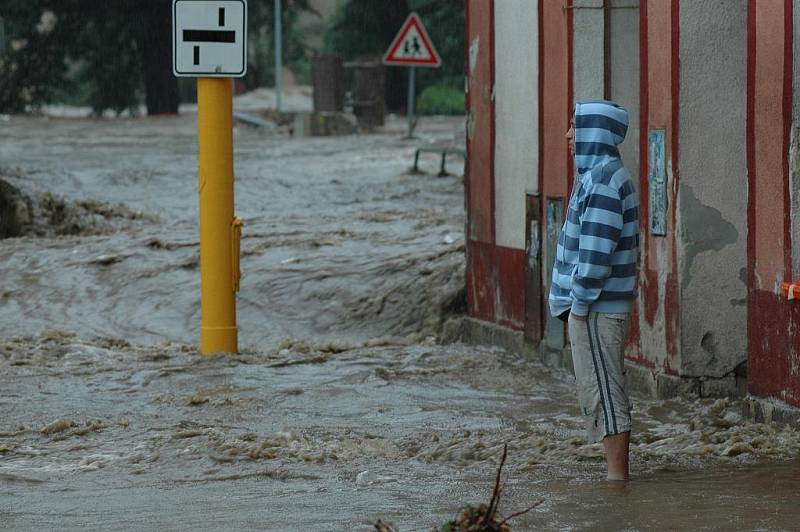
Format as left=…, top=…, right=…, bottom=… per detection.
left=747, top=0, right=800, bottom=412
left=465, top=0, right=800, bottom=413
left=465, top=0, right=534, bottom=335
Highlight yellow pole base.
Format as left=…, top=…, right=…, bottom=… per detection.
left=197, top=77, right=238, bottom=355
left=201, top=326, right=238, bottom=354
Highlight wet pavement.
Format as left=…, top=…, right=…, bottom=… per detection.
left=2, top=105, right=800, bottom=530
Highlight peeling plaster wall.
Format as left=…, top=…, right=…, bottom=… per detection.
left=494, top=0, right=538, bottom=250
left=572, top=0, right=605, bottom=102
left=636, top=0, right=680, bottom=375
left=678, top=0, right=747, bottom=378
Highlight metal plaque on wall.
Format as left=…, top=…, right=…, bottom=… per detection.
left=648, top=129, right=667, bottom=236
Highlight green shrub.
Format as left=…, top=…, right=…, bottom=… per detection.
left=417, top=83, right=464, bottom=116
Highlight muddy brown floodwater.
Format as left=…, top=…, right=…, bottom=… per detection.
left=2, top=106, right=800, bottom=531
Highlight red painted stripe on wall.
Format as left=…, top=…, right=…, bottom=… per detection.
left=566, top=0, right=575, bottom=200
left=746, top=0, right=756, bottom=304
left=627, top=0, right=648, bottom=358
left=747, top=0, right=800, bottom=408
left=464, top=0, right=471, bottom=242
left=746, top=0, right=756, bottom=388
left=465, top=0, right=496, bottom=324
left=541, top=1, right=570, bottom=198
left=495, top=245, right=526, bottom=331
left=670, top=0, right=680, bottom=176
left=753, top=1, right=788, bottom=286
left=784, top=0, right=793, bottom=276
left=537, top=0, right=544, bottom=199
left=467, top=240, right=496, bottom=322
left=465, top=0, right=495, bottom=245
left=664, top=0, right=680, bottom=365
left=637, top=0, right=679, bottom=367
left=490, top=1, right=497, bottom=244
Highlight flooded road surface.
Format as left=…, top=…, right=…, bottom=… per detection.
left=2, top=106, right=800, bottom=530
left=3, top=334, right=800, bottom=530
left=0, top=110, right=465, bottom=348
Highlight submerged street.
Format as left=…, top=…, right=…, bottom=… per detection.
left=2, top=104, right=800, bottom=530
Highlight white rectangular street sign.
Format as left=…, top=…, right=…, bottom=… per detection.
left=173, top=0, right=247, bottom=78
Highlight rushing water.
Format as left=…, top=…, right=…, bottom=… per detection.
left=1, top=108, right=800, bottom=530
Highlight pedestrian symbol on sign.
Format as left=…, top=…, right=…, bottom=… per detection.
left=403, top=37, right=423, bottom=58
left=383, top=13, right=441, bottom=67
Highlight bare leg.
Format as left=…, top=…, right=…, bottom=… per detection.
left=603, top=431, right=630, bottom=481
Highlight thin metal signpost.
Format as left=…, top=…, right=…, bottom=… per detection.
left=407, top=66, right=416, bottom=138
left=275, top=0, right=282, bottom=112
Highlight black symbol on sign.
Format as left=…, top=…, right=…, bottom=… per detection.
left=184, top=8, right=234, bottom=65
left=183, top=30, right=235, bottom=43
left=403, top=36, right=422, bottom=57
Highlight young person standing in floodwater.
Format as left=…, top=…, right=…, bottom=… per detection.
left=549, top=100, right=640, bottom=481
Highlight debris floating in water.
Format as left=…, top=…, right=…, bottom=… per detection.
left=375, top=444, right=543, bottom=531
left=40, top=419, right=74, bottom=435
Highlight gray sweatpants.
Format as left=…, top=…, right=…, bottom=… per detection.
left=568, top=312, right=632, bottom=443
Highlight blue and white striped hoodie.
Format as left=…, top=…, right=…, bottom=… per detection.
left=548, top=100, right=639, bottom=318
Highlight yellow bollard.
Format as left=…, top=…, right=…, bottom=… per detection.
left=197, top=77, right=238, bottom=354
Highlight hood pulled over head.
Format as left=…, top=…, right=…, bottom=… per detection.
left=574, top=100, right=629, bottom=175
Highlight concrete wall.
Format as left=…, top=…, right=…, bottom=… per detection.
left=494, top=0, right=539, bottom=250
left=678, top=0, right=748, bottom=379
left=572, top=0, right=605, bottom=101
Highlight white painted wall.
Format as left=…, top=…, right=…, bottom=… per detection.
left=494, top=0, right=538, bottom=250
left=609, top=0, right=640, bottom=186
left=573, top=0, right=605, bottom=102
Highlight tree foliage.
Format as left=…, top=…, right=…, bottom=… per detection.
left=324, top=0, right=464, bottom=110
left=0, top=5, right=80, bottom=113
left=246, top=0, right=316, bottom=90
left=407, top=0, right=465, bottom=89
left=0, top=0, right=315, bottom=115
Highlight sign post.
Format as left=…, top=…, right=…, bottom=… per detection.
left=173, top=0, right=247, bottom=354
left=406, top=66, right=416, bottom=137
left=274, top=0, right=282, bottom=111
left=383, top=13, right=442, bottom=139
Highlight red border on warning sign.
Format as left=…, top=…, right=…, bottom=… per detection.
left=383, top=12, right=442, bottom=67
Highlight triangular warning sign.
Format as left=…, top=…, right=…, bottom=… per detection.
left=383, top=13, right=442, bottom=68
